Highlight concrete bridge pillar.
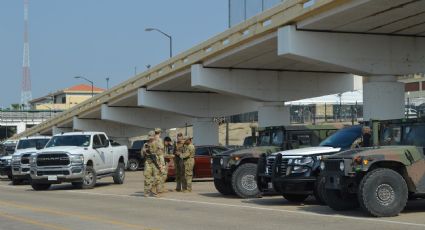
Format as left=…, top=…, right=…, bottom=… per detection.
left=193, top=118, right=219, bottom=146
left=363, top=76, right=404, bottom=121
left=258, top=103, right=290, bottom=128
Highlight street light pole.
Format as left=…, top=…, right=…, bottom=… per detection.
left=74, top=76, right=94, bottom=97
left=145, top=28, right=173, bottom=58
left=106, top=77, right=110, bottom=89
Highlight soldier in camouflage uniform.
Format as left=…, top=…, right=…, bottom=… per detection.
left=351, top=126, right=372, bottom=149
left=142, top=131, right=161, bottom=197
left=174, top=133, right=185, bottom=192
left=181, top=136, right=195, bottom=192
left=161, top=136, right=174, bottom=192
left=154, top=128, right=166, bottom=193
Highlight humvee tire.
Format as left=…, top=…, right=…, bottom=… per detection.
left=231, top=163, right=260, bottom=198
left=324, top=189, right=359, bottom=211
left=313, top=175, right=326, bottom=205
left=214, top=178, right=235, bottom=195
left=358, top=168, right=408, bottom=217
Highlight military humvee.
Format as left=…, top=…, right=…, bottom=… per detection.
left=211, top=124, right=344, bottom=198
left=321, top=118, right=425, bottom=217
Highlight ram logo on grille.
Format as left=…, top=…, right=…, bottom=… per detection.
left=37, top=153, right=70, bottom=166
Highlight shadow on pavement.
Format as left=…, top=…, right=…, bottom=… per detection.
left=198, top=192, right=241, bottom=199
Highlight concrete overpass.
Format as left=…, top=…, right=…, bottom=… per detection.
left=15, top=0, right=425, bottom=145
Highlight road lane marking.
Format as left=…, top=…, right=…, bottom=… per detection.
left=0, top=211, right=70, bottom=230
left=0, top=200, right=158, bottom=230
left=65, top=190, right=425, bottom=228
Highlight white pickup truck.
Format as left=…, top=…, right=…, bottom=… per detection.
left=11, top=136, right=51, bottom=185
left=29, top=132, right=128, bottom=191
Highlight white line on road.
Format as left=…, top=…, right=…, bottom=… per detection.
left=1, top=184, right=424, bottom=228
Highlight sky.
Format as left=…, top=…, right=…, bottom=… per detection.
left=0, top=0, right=228, bottom=107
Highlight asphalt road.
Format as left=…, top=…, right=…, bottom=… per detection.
left=0, top=172, right=424, bottom=230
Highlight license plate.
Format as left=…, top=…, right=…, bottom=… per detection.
left=47, top=176, right=57, bottom=181
left=268, top=182, right=273, bottom=189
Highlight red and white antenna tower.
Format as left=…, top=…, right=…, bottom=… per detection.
left=21, top=0, right=32, bottom=108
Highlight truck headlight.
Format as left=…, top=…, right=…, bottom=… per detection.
left=70, top=154, right=84, bottom=164
left=339, top=161, right=345, bottom=171
left=292, top=157, right=314, bottom=167
left=29, top=155, right=37, bottom=165
left=12, top=156, right=20, bottom=162
left=6, top=159, right=11, bottom=165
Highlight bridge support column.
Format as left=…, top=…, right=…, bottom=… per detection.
left=73, top=117, right=150, bottom=145
left=363, top=76, right=404, bottom=121
left=16, top=123, right=26, bottom=134
left=193, top=118, right=219, bottom=146
left=258, top=103, right=290, bottom=128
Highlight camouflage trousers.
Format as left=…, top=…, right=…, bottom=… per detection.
left=174, top=157, right=184, bottom=191
left=182, top=158, right=195, bottom=191
left=159, top=157, right=168, bottom=192
left=144, top=161, right=160, bottom=195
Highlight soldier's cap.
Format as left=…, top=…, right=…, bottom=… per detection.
left=164, top=136, right=172, bottom=142
left=154, top=128, right=162, bottom=133
left=184, top=136, right=193, bottom=140
left=148, top=131, right=155, bottom=139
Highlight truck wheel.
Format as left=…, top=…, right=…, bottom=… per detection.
left=283, top=194, right=309, bottom=203
left=314, top=175, right=326, bottom=205
left=7, top=175, right=12, bottom=180
left=31, top=183, right=51, bottom=191
left=324, top=189, right=359, bottom=211
left=128, top=159, right=139, bottom=171
left=358, top=168, right=408, bottom=217
left=11, top=178, right=23, bottom=185
left=214, top=178, right=235, bottom=195
left=231, top=163, right=260, bottom=198
left=80, top=166, right=97, bottom=189
left=113, top=163, right=126, bottom=184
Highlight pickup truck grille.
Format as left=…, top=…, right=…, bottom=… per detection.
left=265, top=157, right=275, bottom=176
left=0, top=159, right=7, bottom=166
left=21, top=153, right=31, bottom=164
left=37, top=170, right=70, bottom=176
left=265, top=157, right=289, bottom=176
left=324, top=160, right=341, bottom=172
left=37, top=153, right=70, bottom=167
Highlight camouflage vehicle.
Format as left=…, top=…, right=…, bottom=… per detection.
left=257, top=125, right=362, bottom=203
left=212, top=124, right=343, bottom=198
left=321, top=118, right=425, bottom=217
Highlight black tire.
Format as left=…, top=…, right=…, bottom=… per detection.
left=314, top=175, right=326, bottom=205
left=11, top=178, right=23, bottom=185
left=113, top=163, right=126, bottom=184
left=7, top=175, right=12, bottom=181
left=31, top=183, right=51, bottom=191
left=283, top=194, right=309, bottom=203
left=324, top=189, right=359, bottom=211
left=78, top=166, right=97, bottom=189
left=214, top=178, right=235, bottom=195
left=127, top=159, right=139, bottom=171
left=231, top=163, right=260, bottom=198
left=358, top=168, right=408, bottom=217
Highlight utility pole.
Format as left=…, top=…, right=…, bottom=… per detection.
left=21, top=0, right=32, bottom=108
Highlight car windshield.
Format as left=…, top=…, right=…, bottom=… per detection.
left=319, top=126, right=361, bottom=149
left=16, top=139, right=50, bottom=150
left=45, top=135, right=91, bottom=148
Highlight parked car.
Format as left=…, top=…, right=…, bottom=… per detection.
left=212, top=124, right=343, bottom=198
left=0, top=155, right=12, bottom=180
left=322, top=118, right=425, bottom=217
left=257, top=126, right=362, bottom=203
left=29, top=132, right=128, bottom=190
left=11, top=136, right=51, bottom=184
left=0, top=140, right=17, bottom=156
left=167, top=145, right=229, bottom=179
left=127, top=139, right=147, bottom=171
